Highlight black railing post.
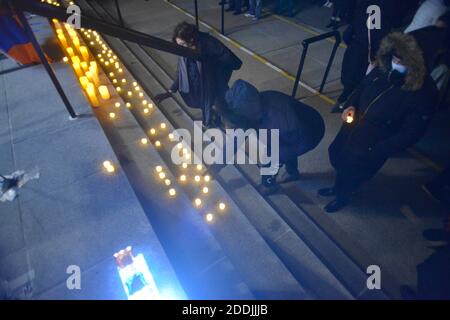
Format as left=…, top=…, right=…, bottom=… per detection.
left=292, top=44, right=308, bottom=98
left=319, top=31, right=341, bottom=93
left=16, top=10, right=77, bottom=119
left=114, top=0, right=124, bottom=26
left=194, top=0, right=199, bottom=29
left=221, top=1, right=225, bottom=35
left=292, top=31, right=341, bottom=98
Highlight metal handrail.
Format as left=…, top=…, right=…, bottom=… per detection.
left=292, top=30, right=341, bottom=98
left=13, top=0, right=201, bottom=60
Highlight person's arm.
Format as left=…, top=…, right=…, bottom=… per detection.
left=371, top=91, right=437, bottom=158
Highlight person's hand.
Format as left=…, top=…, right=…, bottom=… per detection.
left=341, top=106, right=356, bottom=123
left=154, top=91, right=172, bottom=104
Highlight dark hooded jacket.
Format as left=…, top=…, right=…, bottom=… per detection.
left=171, top=32, right=242, bottom=124
left=330, top=32, right=438, bottom=176
left=225, top=80, right=325, bottom=163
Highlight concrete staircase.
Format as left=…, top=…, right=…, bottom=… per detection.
left=75, top=0, right=391, bottom=299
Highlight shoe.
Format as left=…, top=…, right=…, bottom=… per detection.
left=252, top=16, right=260, bottom=21
left=318, top=187, right=336, bottom=197
left=233, top=11, right=242, bottom=15
left=244, top=13, right=255, bottom=17
left=422, top=182, right=445, bottom=203
left=278, top=171, right=301, bottom=184
left=258, top=183, right=279, bottom=196
left=331, top=102, right=345, bottom=113
left=324, top=197, right=350, bottom=213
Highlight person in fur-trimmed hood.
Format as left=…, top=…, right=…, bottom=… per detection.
left=319, top=32, right=439, bottom=213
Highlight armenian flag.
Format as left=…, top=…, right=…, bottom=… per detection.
left=0, top=5, right=41, bottom=65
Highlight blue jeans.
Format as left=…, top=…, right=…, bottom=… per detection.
left=249, top=0, right=262, bottom=18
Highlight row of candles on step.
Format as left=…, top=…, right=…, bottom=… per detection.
left=54, top=20, right=111, bottom=107
left=56, top=19, right=229, bottom=223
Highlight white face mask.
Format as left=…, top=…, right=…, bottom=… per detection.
left=391, top=60, right=408, bottom=74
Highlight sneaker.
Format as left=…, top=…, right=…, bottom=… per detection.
left=252, top=16, right=260, bottom=21
left=244, top=13, right=255, bottom=17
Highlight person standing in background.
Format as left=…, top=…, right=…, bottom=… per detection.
left=404, top=0, right=449, bottom=33
left=245, top=0, right=262, bottom=21
left=331, top=0, right=394, bottom=113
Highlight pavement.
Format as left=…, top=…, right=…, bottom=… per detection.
left=0, top=14, right=185, bottom=300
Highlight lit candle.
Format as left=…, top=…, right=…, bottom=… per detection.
left=66, top=47, right=74, bottom=57
left=86, top=69, right=99, bottom=86
left=58, top=34, right=67, bottom=47
left=219, top=203, right=226, bottom=211
left=159, top=172, right=166, bottom=180
left=90, top=61, right=98, bottom=74
left=156, top=166, right=163, bottom=172
left=194, top=198, right=202, bottom=207
left=80, top=61, right=89, bottom=72
left=143, top=108, right=150, bottom=114
left=180, top=175, right=187, bottom=182
left=196, top=164, right=203, bottom=171
left=168, top=133, right=174, bottom=140
left=204, top=175, right=211, bottom=182
left=141, top=138, right=148, bottom=145
left=109, top=112, right=116, bottom=119
left=126, top=103, right=131, bottom=108
left=181, top=162, right=188, bottom=169
left=346, top=115, right=354, bottom=124
left=202, top=187, right=209, bottom=194
left=149, top=128, right=156, bottom=135
left=155, top=141, right=161, bottom=147
left=79, top=46, right=89, bottom=61
left=194, top=175, right=201, bottom=182
left=90, top=70, right=99, bottom=86
left=79, top=76, right=90, bottom=89
left=98, top=85, right=110, bottom=100
left=115, top=102, right=121, bottom=108
left=205, top=213, right=214, bottom=223
left=168, top=188, right=176, bottom=197
left=73, top=62, right=83, bottom=77
left=103, top=161, right=115, bottom=173
left=72, top=37, right=80, bottom=50
left=164, top=179, right=171, bottom=186
left=160, top=123, right=167, bottom=130
left=86, top=83, right=100, bottom=107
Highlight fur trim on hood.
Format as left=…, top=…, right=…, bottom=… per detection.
left=376, top=32, right=426, bottom=91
